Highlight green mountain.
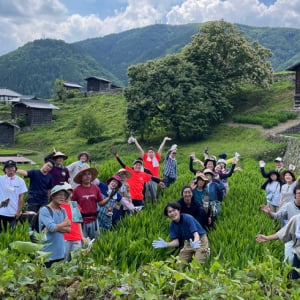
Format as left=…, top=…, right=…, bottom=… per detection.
left=1, top=23, right=300, bottom=98
left=0, top=39, right=119, bottom=98
left=74, top=23, right=201, bottom=84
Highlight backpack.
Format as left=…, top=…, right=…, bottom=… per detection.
left=31, top=206, right=53, bottom=233
left=29, top=206, right=53, bottom=243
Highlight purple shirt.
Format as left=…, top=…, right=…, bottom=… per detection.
left=49, top=165, right=70, bottom=186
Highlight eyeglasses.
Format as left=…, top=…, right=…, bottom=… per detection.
left=171, top=152, right=177, bottom=155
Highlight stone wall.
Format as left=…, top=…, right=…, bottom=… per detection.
left=268, top=134, right=300, bottom=172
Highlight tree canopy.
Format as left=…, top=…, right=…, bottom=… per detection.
left=125, top=21, right=273, bottom=141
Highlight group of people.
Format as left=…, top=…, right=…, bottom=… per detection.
left=0, top=139, right=242, bottom=268
left=4, top=140, right=300, bottom=279
left=257, top=157, right=300, bottom=279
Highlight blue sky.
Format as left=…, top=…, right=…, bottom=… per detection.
left=0, top=0, right=299, bottom=56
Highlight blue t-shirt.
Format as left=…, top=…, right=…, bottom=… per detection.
left=169, top=213, right=206, bottom=243
left=39, top=206, right=66, bottom=261
left=27, top=170, right=53, bottom=204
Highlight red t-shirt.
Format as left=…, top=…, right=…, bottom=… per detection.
left=125, top=166, right=152, bottom=200
left=143, top=153, right=161, bottom=177
left=61, top=203, right=82, bottom=241
left=72, top=185, right=102, bottom=224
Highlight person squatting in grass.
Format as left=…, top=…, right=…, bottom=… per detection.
left=152, top=202, right=210, bottom=264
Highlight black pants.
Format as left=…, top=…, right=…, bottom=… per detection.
left=289, top=254, right=300, bottom=279
left=0, top=215, right=16, bottom=232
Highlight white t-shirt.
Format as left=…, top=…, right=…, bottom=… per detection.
left=0, top=175, right=27, bottom=217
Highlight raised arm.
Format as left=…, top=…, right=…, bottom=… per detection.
left=157, top=137, right=172, bottom=155
left=16, top=169, right=28, bottom=177
left=111, top=148, right=126, bottom=168
left=133, top=138, right=145, bottom=157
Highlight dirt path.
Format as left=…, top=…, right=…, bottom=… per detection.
left=227, top=118, right=300, bottom=137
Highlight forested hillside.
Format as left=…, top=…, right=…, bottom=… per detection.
left=1, top=23, right=300, bottom=98
left=0, top=39, right=120, bottom=98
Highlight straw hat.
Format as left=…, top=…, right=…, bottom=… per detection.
left=53, top=151, right=68, bottom=160
left=116, top=168, right=132, bottom=179
left=73, top=167, right=98, bottom=184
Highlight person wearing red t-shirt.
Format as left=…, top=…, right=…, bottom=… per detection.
left=111, top=150, right=163, bottom=207
left=72, top=167, right=111, bottom=239
left=132, top=136, right=171, bottom=202
left=60, top=182, right=85, bottom=261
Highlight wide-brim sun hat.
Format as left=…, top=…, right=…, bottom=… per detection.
left=204, top=157, right=216, bottom=167
left=203, top=168, right=216, bottom=177
left=217, top=159, right=227, bottom=165
left=73, top=167, right=98, bottom=184
left=106, top=175, right=122, bottom=189
left=78, top=151, right=90, bottom=161
left=53, top=151, right=68, bottom=160
left=116, top=168, right=132, bottom=178
left=195, top=172, right=208, bottom=182
left=50, top=185, right=70, bottom=197
left=62, top=182, right=73, bottom=191
left=281, top=170, right=296, bottom=181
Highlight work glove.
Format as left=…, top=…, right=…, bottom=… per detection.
left=189, top=239, right=201, bottom=249
left=152, top=238, right=167, bottom=249
left=259, top=160, right=265, bottom=168
left=108, top=188, right=118, bottom=199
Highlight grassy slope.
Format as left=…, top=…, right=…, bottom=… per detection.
left=0, top=80, right=295, bottom=274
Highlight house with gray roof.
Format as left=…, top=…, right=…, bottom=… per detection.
left=11, top=97, right=59, bottom=126
left=0, top=88, right=22, bottom=102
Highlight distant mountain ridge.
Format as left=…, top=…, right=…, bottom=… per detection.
left=1, top=23, right=300, bottom=98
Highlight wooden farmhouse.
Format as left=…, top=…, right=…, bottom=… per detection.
left=0, top=121, right=19, bottom=145
left=11, top=98, right=59, bottom=126
left=85, top=76, right=121, bottom=93
left=0, top=88, right=22, bottom=102
left=287, top=62, right=300, bottom=109
left=63, top=82, right=83, bottom=91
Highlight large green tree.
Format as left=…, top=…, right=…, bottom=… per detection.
left=125, top=55, right=211, bottom=140
left=125, top=21, right=273, bottom=141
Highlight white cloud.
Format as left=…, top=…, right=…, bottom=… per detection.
left=1, top=0, right=300, bottom=56
left=166, top=0, right=300, bottom=28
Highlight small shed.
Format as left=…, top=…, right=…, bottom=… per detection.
left=0, top=155, right=33, bottom=165
left=286, top=62, right=300, bottom=109
left=85, top=76, right=113, bottom=93
left=11, top=98, right=59, bottom=126
left=0, top=122, right=19, bottom=145
left=0, top=88, right=22, bottom=102
left=63, top=82, right=83, bottom=91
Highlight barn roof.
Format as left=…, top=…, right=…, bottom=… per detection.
left=13, top=99, right=59, bottom=110
left=0, top=88, right=22, bottom=97
left=286, top=62, right=300, bottom=71
left=0, top=121, right=19, bottom=128
left=0, top=156, right=34, bottom=164
left=63, top=82, right=83, bottom=88
left=85, top=76, right=111, bottom=83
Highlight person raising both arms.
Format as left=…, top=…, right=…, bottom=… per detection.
left=132, top=136, right=171, bottom=202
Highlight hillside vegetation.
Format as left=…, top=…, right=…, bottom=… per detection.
left=1, top=23, right=300, bottom=97
left=1, top=80, right=300, bottom=298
